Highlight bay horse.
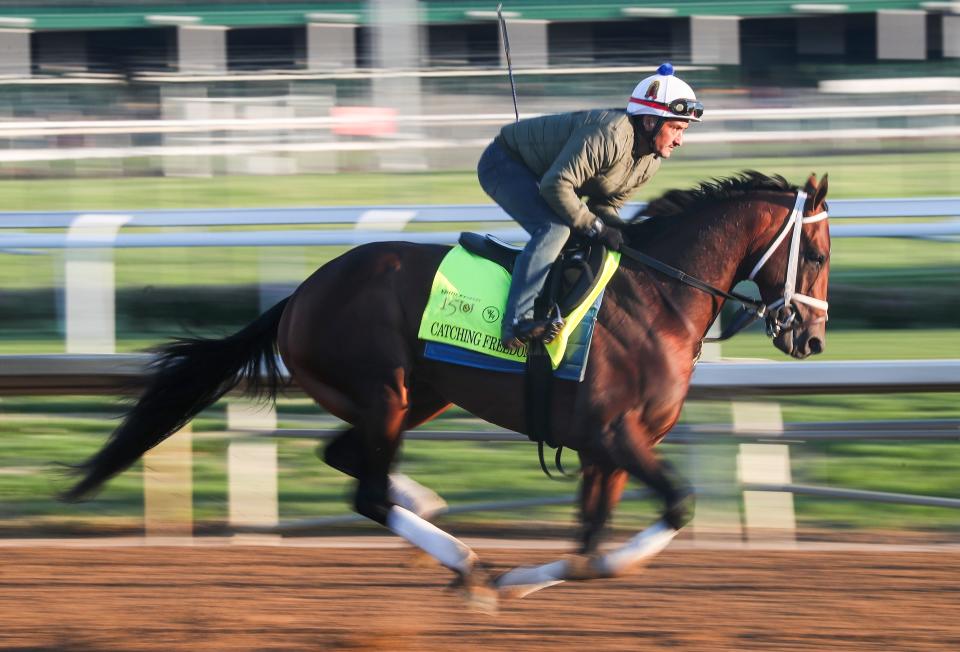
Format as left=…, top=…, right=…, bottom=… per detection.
left=62, top=171, right=830, bottom=610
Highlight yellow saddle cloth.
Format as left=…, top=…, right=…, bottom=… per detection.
left=417, top=245, right=620, bottom=369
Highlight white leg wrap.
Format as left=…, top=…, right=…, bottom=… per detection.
left=388, top=473, right=448, bottom=520
left=594, top=520, right=677, bottom=577
left=495, top=560, right=568, bottom=598
left=495, top=521, right=676, bottom=598
left=386, top=506, right=476, bottom=574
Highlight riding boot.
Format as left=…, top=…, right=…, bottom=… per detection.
left=503, top=317, right=563, bottom=351
left=511, top=305, right=565, bottom=345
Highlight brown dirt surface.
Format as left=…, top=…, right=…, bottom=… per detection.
left=1, top=542, right=958, bottom=651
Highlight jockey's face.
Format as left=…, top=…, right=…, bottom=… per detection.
left=654, top=119, right=689, bottom=158
left=643, top=117, right=689, bottom=158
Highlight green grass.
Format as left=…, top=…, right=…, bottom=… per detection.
left=0, top=151, right=957, bottom=212
left=791, top=441, right=960, bottom=531
left=828, top=237, right=959, bottom=277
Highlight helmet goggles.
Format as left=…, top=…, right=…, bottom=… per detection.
left=629, top=97, right=704, bottom=120
left=667, top=98, right=704, bottom=119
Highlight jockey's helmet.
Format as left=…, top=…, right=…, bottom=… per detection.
left=627, top=63, right=703, bottom=122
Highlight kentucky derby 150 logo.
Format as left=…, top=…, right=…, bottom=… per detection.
left=439, top=290, right=479, bottom=317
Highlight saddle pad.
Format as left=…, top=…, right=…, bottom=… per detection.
left=423, top=292, right=603, bottom=382
left=417, top=244, right=620, bottom=370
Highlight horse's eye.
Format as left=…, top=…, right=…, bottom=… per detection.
left=805, top=251, right=825, bottom=265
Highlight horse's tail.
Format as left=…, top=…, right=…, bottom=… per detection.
left=60, top=297, right=290, bottom=502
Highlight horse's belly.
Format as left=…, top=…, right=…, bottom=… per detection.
left=418, top=359, right=580, bottom=441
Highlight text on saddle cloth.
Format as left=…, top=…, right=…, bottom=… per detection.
left=417, top=244, right=621, bottom=369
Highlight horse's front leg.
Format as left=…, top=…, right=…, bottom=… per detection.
left=497, top=416, right=694, bottom=597
left=577, top=460, right=628, bottom=555
left=342, top=370, right=496, bottom=612
left=580, top=414, right=695, bottom=578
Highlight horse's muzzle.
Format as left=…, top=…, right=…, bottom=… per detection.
left=774, top=326, right=826, bottom=359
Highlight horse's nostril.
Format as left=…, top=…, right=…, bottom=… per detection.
left=808, top=338, right=823, bottom=355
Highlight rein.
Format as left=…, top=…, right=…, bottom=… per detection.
left=617, top=243, right=768, bottom=343
left=619, top=190, right=829, bottom=343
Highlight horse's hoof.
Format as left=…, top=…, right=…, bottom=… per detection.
left=494, top=562, right=566, bottom=599
left=463, top=583, right=499, bottom=615
left=497, top=582, right=540, bottom=601
left=449, top=564, right=498, bottom=614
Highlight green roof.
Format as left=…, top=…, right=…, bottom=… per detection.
left=425, top=1, right=935, bottom=22
left=0, top=1, right=937, bottom=30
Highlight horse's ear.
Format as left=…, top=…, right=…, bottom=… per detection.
left=804, top=173, right=828, bottom=212
left=812, top=173, right=828, bottom=211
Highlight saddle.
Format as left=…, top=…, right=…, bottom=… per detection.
left=459, top=232, right=608, bottom=461
left=458, top=232, right=607, bottom=317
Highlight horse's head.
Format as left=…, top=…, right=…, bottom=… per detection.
left=749, top=173, right=831, bottom=359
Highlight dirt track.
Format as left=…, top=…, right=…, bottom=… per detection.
left=1, top=541, right=958, bottom=651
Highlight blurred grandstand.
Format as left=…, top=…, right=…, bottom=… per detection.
left=0, top=0, right=956, bottom=175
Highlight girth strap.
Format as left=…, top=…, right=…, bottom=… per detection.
left=524, top=339, right=555, bottom=446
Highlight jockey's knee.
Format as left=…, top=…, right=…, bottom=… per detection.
left=533, top=220, right=569, bottom=239
left=529, top=222, right=571, bottom=256
left=353, top=477, right=392, bottom=525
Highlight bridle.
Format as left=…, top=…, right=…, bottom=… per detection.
left=618, top=189, right=829, bottom=342
left=747, top=190, right=829, bottom=338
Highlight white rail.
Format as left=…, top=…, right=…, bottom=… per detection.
left=1, top=198, right=958, bottom=248
left=4, top=222, right=960, bottom=250
left=1, top=355, right=957, bottom=397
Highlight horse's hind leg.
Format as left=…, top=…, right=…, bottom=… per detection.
left=321, top=380, right=450, bottom=519
left=322, top=378, right=450, bottom=476
left=577, top=460, right=628, bottom=555
left=332, top=367, right=496, bottom=611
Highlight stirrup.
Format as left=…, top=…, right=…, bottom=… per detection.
left=512, top=305, right=565, bottom=345
left=542, top=304, right=565, bottom=344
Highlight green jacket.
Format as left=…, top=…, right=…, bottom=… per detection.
left=498, top=109, right=661, bottom=231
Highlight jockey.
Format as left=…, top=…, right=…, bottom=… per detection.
left=477, top=63, right=703, bottom=350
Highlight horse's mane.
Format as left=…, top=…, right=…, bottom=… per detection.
left=623, top=170, right=798, bottom=241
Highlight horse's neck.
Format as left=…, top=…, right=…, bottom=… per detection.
left=622, top=200, right=768, bottom=342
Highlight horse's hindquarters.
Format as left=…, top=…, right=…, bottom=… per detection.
left=278, top=241, right=448, bottom=425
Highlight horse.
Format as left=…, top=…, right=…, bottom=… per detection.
left=61, top=171, right=831, bottom=611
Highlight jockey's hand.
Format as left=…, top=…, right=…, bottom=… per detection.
left=589, top=220, right=624, bottom=251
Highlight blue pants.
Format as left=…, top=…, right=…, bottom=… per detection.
left=477, top=139, right=571, bottom=339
